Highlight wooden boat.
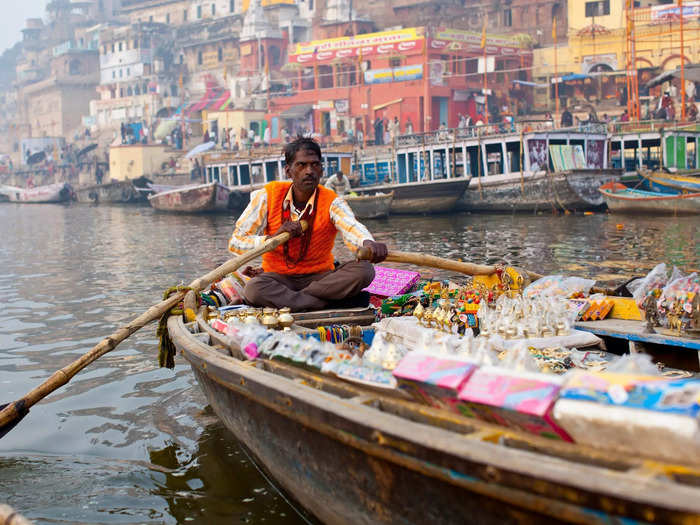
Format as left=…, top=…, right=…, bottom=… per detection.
left=638, top=170, right=700, bottom=194
left=75, top=177, right=151, bottom=204
left=599, top=182, right=700, bottom=214
left=353, top=177, right=471, bottom=214
left=167, top=311, right=700, bottom=524
left=457, top=169, right=621, bottom=212
left=148, top=182, right=232, bottom=213
left=344, top=191, right=393, bottom=219
left=0, top=182, right=73, bottom=203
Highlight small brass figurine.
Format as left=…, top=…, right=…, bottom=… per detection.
left=643, top=294, right=661, bottom=334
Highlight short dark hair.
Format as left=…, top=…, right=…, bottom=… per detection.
left=283, top=136, right=322, bottom=166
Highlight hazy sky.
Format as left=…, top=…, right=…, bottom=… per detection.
left=1, top=0, right=48, bottom=53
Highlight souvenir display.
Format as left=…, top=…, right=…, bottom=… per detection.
left=657, top=273, right=700, bottom=336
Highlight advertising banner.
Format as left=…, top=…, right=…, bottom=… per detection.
left=364, top=64, right=423, bottom=85
left=289, top=28, right=424, bottom=64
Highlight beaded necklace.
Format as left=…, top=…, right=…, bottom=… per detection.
left=281, top=187, right=318, bottom=268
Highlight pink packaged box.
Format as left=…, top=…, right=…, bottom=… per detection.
left=363, top=266, right=420, bottom=297
left=457, top=367, right=572, bottom=441
left=392, top=353, right=478, bottom=412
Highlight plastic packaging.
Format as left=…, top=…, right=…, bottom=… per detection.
left=628, top=263, right=671, bottom=309
left=524, top=275, right=595, bottom=299
left=606, top=353, right=661, bottom=376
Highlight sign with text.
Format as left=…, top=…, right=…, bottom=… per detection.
left=289, top=28, right=424, bottom=64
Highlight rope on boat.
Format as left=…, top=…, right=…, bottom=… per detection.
left=157, top=286, right=192, bottom=369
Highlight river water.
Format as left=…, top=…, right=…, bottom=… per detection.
left=0, top=203, right=698, bottom=524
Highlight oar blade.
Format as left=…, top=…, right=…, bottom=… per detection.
left=0, top=402, right=29, bottom=439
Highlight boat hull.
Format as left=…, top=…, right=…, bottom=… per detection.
left=458, top=170, right=620, bottom=212
left=148, top=182, right=231, bottom=213
left=600, top=186, right=700, bottom=214
left=344, top=192, right=393, bottom=219
left=169, top=316, right=700, bottom=525
left=75, top=179, right=149, bottom=204
left=354, top=177, right=470, bottom=214
left=639, top=171, right=700, bottom=193
left=0, top=182, right=73, bottom=203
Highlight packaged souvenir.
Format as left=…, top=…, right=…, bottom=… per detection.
left=393, top=353, right=477, bottom=412
left=457, top=367, right=571, bottom=441
left=524, top=275, right=595, bottom=299
left=553, top=371, right=700, bottom=463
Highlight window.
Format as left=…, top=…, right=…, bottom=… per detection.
left=126, top=67, right=130, bottom=76
left=183, top=9, right=188, bottom=21
left=389, top=57, right=401, bottom=68
left=118, top=42, right=123, bottom=52
left=179, top=54, right=184, bottom=64
left=230, top=0, right=235, bottom=12
left=309, top=0, right=313, bottom=10
left=218, top=47, right=223, bottom=61
left=197, top=5, right=202, bottom=18
left=149, top=15, right=153, bottom=22
left=503, top=8, right=512, bottom=27
left=111, top=43, right=115, bottom=53
left=166, top=13, right=170, bottom=24
left=198, top=51, right=203, bottom=65
left=112, top=70, right=116, bottom=79
left=119, top=69, right=123, bottom=78
left=585, top=0, right=610, bottom=17
left=211, top=3, right=216, bottom=15
left=133, top=39, right=139, bottom=49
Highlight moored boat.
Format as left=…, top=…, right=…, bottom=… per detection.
left=0, top=182, right=73, bottom=203
left=148, top=182, right=232, bottom=213
left=344, top=191, right=393, bottom=219
left=167, top=307, right=700, bottom=524
left=599, top=182, right=700, bottom=214
left=458, top=169, right=621, bottom=212
left=353, top=177, right=470, bottom=214
left=75, top=177, right=151, bottom=204
left=638, top=170, right=700, bottom=194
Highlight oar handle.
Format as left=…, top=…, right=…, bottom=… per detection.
left=357, top=248, right=543, bottom=280
left=0, top=220, right=308, bottom=432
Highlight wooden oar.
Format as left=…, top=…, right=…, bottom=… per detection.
left=0, top=223, right=306, bottom=438
left=356, top=248, right=544, bottom=280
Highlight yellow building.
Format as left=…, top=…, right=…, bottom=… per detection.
left=109, top=144, right=172, bottom=181
left=532, top=1, right=700, bottom=112
left=568, top=0, right=700, bottom=74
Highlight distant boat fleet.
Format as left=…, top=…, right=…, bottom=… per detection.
left=3, top=122, right=700, bottom=216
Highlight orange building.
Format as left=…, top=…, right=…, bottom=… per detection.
left=267, top=26, right=533, bottom=143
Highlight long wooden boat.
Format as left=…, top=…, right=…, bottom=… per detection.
left=0, top=182, right=73, bottom=203
left=75, top=177, right=151, bottom=204
left=638, top=170, right=700, bottom=194
left=344, top=191, right=393, bottom=219
left=167, top=312, right=700, bottom=524
left=148, top=182, right=232, bottom=213
left=457, top=169, right=621, bottom=212
left=599, top=182, right=700, bottom=214
left=352, top=177, right=471, bottom=214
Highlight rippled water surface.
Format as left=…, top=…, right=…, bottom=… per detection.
left=0, top=203, right=698, bottom=524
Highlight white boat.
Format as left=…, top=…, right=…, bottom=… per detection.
left=0, top=183, right=73, bottom=203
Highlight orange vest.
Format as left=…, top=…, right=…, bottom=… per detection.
left=262, top=181, right=338, bottom=275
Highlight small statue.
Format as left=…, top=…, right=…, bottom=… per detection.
left=689, top=293, right=700, bottom=332
left=667, top=301, right=685, bottom=336
left=643, top=293, right=660, bottom=334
